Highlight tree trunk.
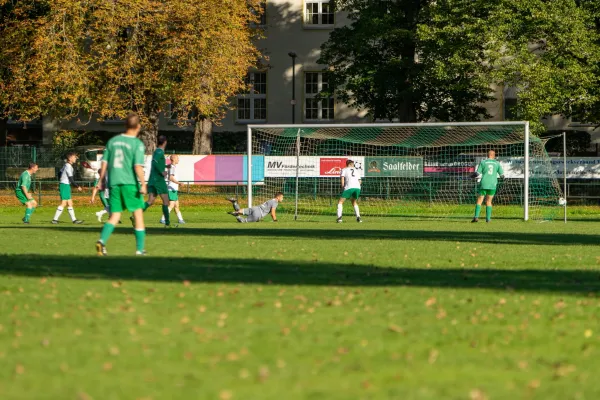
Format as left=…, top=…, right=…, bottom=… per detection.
left=193, top=117, right=213, bottom=154
left=140, top=110, right=159, bottom=154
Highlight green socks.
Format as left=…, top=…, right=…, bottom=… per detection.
left=142, top=202, right=150, bottom=211
left=162, top=205, right=170, bottom=225
left=24, top=207, right=34, bottom=222
left=486, top=206, right=492, bottom=221
left=474, top=204, right=481, bottom=218
left=134, top=229, right=146, bottom=252
left=99, top=223, right=116, bottom=244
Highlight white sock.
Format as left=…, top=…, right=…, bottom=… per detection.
left=354, top=204, right=360, bottom=218
left=67, top=207, right=77, bottom=221
left=176, top=211, right=183, bottom=221
left=337, top=204, right=343, bottom=218
left=53, top=207, right=64, bottom=221
left=98, top=209, right=108, bottom=216
left=168, top=207, right=173, bottom=213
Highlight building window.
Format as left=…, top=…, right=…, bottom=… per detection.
left=504, top=98, right=518, bottom=121
left=305, top=0, right=334, bottom=26
left=304, top=72, right=334, bottom=121
left=250, top=1, right=267, bottom=27
left=237, top=72, right=267, bottom=122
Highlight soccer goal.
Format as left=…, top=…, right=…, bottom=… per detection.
left=246, top=122, right=563, bottom=221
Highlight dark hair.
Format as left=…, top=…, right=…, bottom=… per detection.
left=66, top=152, right=77, bottom=159
left=28, top=162, right=38, bottom=169
left=275, top=192, right=284, bottom=197
left=346, top=160, right=354, bottom=166
left=158, top=135, right=168, bottom=146
left=125, top=113, right=140, bottom=130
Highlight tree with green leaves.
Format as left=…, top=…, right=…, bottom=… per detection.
left=319, top=0, right=600, bottom=133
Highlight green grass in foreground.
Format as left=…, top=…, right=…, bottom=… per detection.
left=0, top=205, right=599, bottom=399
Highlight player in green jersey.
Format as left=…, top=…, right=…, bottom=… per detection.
left=160, top=155, right=185, bottom=225
left=471, top=150, right=504, bottom=223
left=140, top=135, right=172, bottom=227
left=15, top=162, right=39, bottom=224
left=95, top=113, right=147, bottom=256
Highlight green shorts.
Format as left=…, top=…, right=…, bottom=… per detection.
left=479, top=188, right=496, bottom=197
left=15, top=191, right=34, bottom=205
left=59, top=183, right=72, bottom=200
left=148, top=181, right=168, bottom=196
left=109, top=185, right=144, bottom=213
left=340, top=188, right=361, bottom=200
left=168, top=190, right=179, bottom=201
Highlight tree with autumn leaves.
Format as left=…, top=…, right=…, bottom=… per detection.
left=0, top=0, right=263, bottom=153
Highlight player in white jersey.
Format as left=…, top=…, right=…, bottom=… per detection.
left=52, top=152, right=84, bottom=224
left=160, top=155, right=185, bottom=224
left=337, top=160, right=362, bottom=223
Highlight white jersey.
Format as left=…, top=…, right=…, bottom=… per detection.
left=341, top=167, right=361, bottom=190
left=59, top=163, right=74, bottom=185
left=167, top=164, right=179, bottom=191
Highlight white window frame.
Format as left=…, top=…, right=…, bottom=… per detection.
left=304, top=0, right=335, bottom=29
left=236, top=72, right=267, bottom=124
left=304, top=72, right=334, bottom=122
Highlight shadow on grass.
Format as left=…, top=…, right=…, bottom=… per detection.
left=2, top=225, right=599, bottom=246
left=0, top=254, right=598, bottom=296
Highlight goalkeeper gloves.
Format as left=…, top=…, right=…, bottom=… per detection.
left=470, top=172, right=480, bottom=179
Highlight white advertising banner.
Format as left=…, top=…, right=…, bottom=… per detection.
left=264, top=156, right=365, bottom=178
left=143, top=154, right=205, bottom=182
left=500, top=157, right=600, bottom=179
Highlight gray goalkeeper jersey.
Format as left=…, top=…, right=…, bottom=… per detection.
left=257, top=198, right=279, bottom=217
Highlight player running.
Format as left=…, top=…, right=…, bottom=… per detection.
left=160, top=154, right=185, bottom=225
left=141, top=135, right=173, bottom=227
left=15, top=162, right=39, bottom=224
left=227, top=192, right=283, bottom=223
left=52, top=152, right=84, bottom=224
left=96, top=113, right=147, bottom=256
left=471, top=150, right=504, bottom=223
left=337, top=160, right=362, bottom=223
left=91, top=170, right=110, bottom=222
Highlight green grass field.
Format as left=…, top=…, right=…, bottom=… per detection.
left=0, top=205, right=599, bottom=399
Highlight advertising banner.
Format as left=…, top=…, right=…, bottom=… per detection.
left=365, top=157, right=424, bottom=177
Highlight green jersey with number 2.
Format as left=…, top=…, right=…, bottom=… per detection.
left=103, top=134, right=145, bottom=187
left=477, top=158, right=504, bottom=190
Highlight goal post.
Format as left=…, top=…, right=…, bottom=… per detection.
left=246, top=122, right=563, bottom=221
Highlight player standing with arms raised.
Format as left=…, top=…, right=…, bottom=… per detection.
left=141, top=135, right=172, bottom=227
left=96, top=114, right=147, bottom=256
left=337, top=160, right=362, bottom=223
left=52, top=152, right=83, bottom=224
left=471, top=150, right=504, bottom=223
left=15, top=162, right=38, bottom=224
left=160, top=154, right=185, bottom=225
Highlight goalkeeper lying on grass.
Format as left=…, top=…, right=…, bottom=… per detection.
left=471, top=150, right=504, bottom=223
left=227, top=192, right=283, bottom=223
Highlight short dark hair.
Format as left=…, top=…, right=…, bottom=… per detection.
left=28, top=162, right=38, bottom=169
left=158, top=135, right=168, bottom=146
left=275, top=192, right=284, bottom=197
left=125, top=113, right=140, bottom=130
left=66, top=152, right=77, bottom=159
left=346, top=160, right=354, bottom=166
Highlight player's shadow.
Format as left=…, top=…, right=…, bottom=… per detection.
left=0, top=254, right=599, bottom=296
left=5, top=225, right=598, bottom=246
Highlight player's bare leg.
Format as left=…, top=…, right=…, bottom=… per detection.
left=472, top=195, right=485, bottom=223
left=173, top=200, right=185, bottom=224
left=336, top=198, right=346, bottom=223
left=485, top=195, right=494, bottom=223
left=351, top=198, right=362, bottom=223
